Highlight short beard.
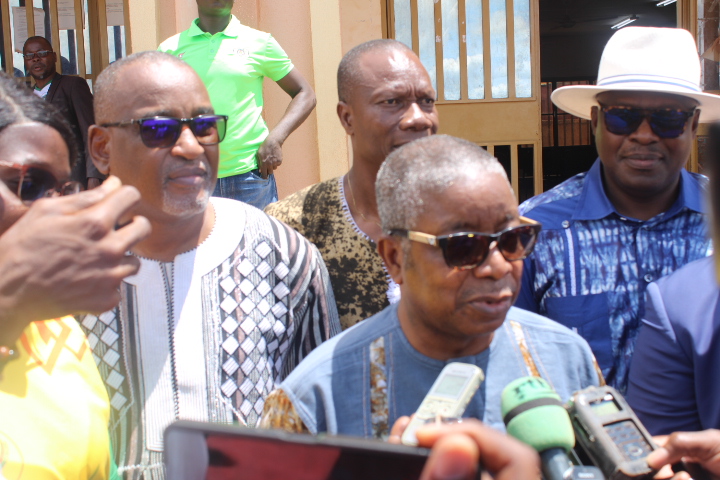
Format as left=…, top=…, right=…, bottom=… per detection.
left=31, top=69, right=53, bottom=81
left=159, top=157, right=216, bottom=217
left=161, top=182, right=212, bottom=217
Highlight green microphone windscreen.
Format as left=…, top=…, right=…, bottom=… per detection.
left=501, top=377, right=575, bottom=452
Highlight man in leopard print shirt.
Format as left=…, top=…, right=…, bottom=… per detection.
left=266, top=39, right=439, bottom=330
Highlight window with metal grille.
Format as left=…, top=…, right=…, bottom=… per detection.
left=389, top=0, right=534, bottom=103
left=541, top=80, right=594, bottom=147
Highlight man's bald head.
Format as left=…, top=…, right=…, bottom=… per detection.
left=337, top=39, right=415, bottom=103
left=23, top=36, right=52, bottom=51
left=94, top=51, right=199, bottom=123
left=88, top=50, right=217, bottom=221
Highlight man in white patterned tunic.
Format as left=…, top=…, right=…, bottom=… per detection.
left=81, top=51, right=340, bottom=479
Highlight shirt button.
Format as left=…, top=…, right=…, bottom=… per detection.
left=620, top=217, right=628, bottom=221
left=562, top=220, right=570, bottom=228
left=644, top=274, right=653, bottom=283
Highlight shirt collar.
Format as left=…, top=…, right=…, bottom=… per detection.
left=675, top=167, right=705, bottom=214
left=572, top=158, right=705, bottom=221
left=572, top=159, right=615, bottom=220
left=188, top=14, right=241, bottom=38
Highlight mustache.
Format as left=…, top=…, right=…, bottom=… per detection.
left=165, top=159, right=212, bottom=176
left=620, top=147, right=664, bottom=157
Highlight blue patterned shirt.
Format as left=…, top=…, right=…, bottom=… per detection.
left=516, top=159, right=711, bottom=392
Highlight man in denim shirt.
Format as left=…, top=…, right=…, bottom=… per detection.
left=515, top=27, right=720, bottom=391
left=260, top=135, right=601, bottom=438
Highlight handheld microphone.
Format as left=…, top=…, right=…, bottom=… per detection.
left=501, top=377, right=604, bottom=480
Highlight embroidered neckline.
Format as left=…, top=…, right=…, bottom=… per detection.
left=338, top=176, right=400, bottom=305
left=133, top=200, right=219, bottom=263
left=339, top=175, right=372, bottom=242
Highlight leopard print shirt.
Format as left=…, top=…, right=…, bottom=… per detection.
left=266, top=177, right=398, bottom=330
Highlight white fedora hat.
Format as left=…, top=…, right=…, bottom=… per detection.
left=551, top=26, right=720, bottom=123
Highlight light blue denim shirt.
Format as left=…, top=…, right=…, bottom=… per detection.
left=278, top=304, right=600, bottom=438
left=516, top=159, right=711, bottom=392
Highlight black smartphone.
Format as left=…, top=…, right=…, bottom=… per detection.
left=164, top=420, right=430, bottom=480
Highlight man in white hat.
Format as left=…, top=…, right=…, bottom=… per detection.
left=515, top=27, right=720, bottom=392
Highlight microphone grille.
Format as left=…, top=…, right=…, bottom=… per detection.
left=501, top=377, right=575, bottom=452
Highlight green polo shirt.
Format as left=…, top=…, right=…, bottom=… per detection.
left=158, top=16, right=294, bottom=178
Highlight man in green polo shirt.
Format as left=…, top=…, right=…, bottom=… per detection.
left=158, top=0, right=316, bottom=209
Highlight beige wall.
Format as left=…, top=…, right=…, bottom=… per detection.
left=339, top=0, right=384, bottom=53
left=127, top=0, right=385, bottom=199
left=126, top=0, right=159, bottom=52
left=235, top=0, right=323, bottom=198
left=244, top=0, right=385, bottom=198
left=126, top=0, right=197, bottom=66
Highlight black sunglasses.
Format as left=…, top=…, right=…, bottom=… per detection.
left=101, top=114, right=228, bottom=148
left=0, top=161, right=82, bottom=203
left=600, top=104, right=697, bottom=139
left=23, top=50, right=53, bottom=60
left=389, top=217, right=542, bottom=270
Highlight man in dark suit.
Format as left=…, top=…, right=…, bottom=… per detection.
left=625, top=123, right=720, bottom=436
left=23, top=36, right=103, bottom=188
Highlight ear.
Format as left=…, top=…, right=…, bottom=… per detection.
left=336, top=101, right=355, bottom=136
left=88, top=125, right=112, bottom=175
left=377, top=234, right=405, bottom=285
left=590, top=105, right=599, bottom=132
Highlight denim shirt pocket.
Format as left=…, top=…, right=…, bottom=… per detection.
left=544, top=293, right=612, bottom=371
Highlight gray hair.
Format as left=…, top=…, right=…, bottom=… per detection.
left=94, top=51, right=194, bottom=122
left=337, top=39, right=413, bottom=103
left=376, top=135, right=509, bottom=231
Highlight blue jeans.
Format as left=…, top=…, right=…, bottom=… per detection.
left=212, top=170, right=278, bottom=210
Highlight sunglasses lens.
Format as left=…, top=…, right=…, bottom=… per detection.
left=649, top=110, right=691, bottom=138
left=19, top=167, right=57, bottom=201
left=23, top=51, right=51, bottom=60
left=498, top=225, right=539, bottom=261
left=603, top=107, right=692, bottom=139
left=138, top=118, right=180, bottom=148
left=603, top=108, right=643, bottom=135
left=443, top=234, right=491, bottom=269
left=441, top=225, right=540, bottom=269
left=191, top=116, right=225, bottom=145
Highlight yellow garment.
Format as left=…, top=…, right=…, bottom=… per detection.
left=0, top=317, right=111, bottom=479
